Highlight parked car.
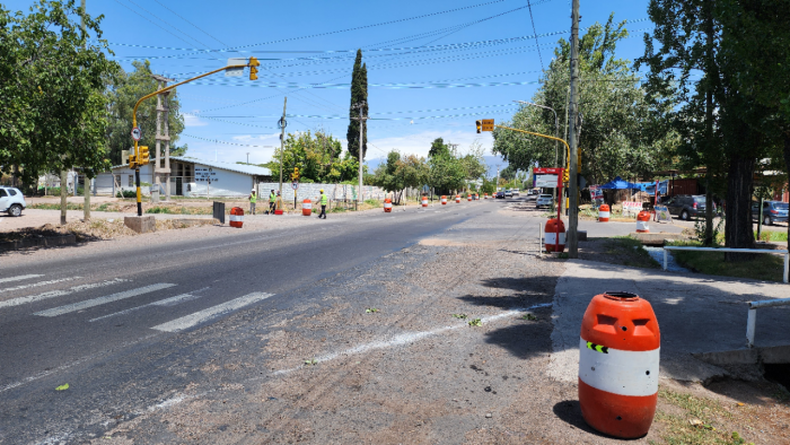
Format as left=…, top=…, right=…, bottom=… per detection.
left=664, top=194, right=710, bottom=220
left=752, top=200, right=789, bottom=225
left=511, top=189, right=520, bottom=196
left=0, top=186, right=26, bottom=217
left=504, top=190, right=513, bottom=198
left=495, top=191, right=506, bottom=199
left=536, top=194, right=553, bottom=208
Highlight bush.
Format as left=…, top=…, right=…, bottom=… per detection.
left=116, top=190, right=136, bottom=198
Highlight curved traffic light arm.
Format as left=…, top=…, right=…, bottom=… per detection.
left=129, top=61, right=252, bottom=216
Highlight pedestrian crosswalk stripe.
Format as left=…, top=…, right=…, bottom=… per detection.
left=0, top=274, right=44, bottom=285
left=88, top=292, right=203, bottom=322
left=151, top=292, right=274, bottom=332
left=2, top=277, right=78, bottom=294
left=0, top=279, right=127, bottom=310
left=34, top=283, right=177, bottom=317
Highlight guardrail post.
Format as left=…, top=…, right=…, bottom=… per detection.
left=663, top=249, right=668, bottom=271
left=746, top=306, right=757, bottom=348
left=784, top=253, right=788, bottom=284
left=539, top=222, right=544, bottom=255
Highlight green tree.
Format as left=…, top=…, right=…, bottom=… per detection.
left=429, top=153, right=466, bottom=195
left=346, top=49, right=368, bottom=161
left=372, top=150, right=428, bottom=204
left=428, top=137, right=450, bottom=158
left=105, top=60, right=186, bottom=165
left=0, top=1, right=120, bottom=186
left=271, top=130, right=354, bottom=183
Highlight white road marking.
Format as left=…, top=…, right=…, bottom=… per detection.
left=34, top=283, right=177, bottom=317
left=0, top=274, right=43, bottom=284
left=1, top=277, right=78, bottom=293
left=89, top=292, right=203, bottom=322
left=0, top=279, right=127, bottom=310
left=273, top=302, right=553, bottom=376
left=151, top=292, right=274, bottom=332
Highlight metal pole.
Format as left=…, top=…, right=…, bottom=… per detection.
left=567, top=0, right=581, bottom=258
left=358, top=103, right=366, bottom=204
left=784, top=253, right=789, bottom=283
left=663, top=249, right=668, bottom=270
left=81, top=0, right=90, bottom=221
left=279, top=97, right=287, bottom=196
left=746, top=307, right=757, bottom=348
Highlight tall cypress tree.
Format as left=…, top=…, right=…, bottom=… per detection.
left=347, top=49, right=368, bottom=160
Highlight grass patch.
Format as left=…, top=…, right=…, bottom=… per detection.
left=669, top=240, right=785, bottom=282
left=609, top=236, right=661, bottom=268
left=755, top=230, right=788, bottom=242
left=655, top=389, right=754, bottom=445
left=29, top=203, right=84, bottom=211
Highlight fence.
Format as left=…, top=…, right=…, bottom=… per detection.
left=662, top=246, right=790, bottom=283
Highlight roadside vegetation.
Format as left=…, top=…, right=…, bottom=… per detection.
left=668, top=240, right=786, bottom=283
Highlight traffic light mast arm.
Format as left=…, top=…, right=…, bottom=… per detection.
left=493, top=124, right=570, bottom=168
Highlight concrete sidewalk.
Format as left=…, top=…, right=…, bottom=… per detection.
left=549, top=259, right=790, bottom=386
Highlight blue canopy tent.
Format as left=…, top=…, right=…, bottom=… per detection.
left=598, top=176, right=642, bottom=190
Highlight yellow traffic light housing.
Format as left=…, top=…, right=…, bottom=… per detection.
left=249, top=56, right=260, bottom=81
left=563, top=168, right=570, bottom=183
left=291, top=166, right=300, bottom=181
left=128, top=154, right=137, bottom=168
left=139, top=145, right=150, bottom=165
left=475, top=120, right=482, bottom=134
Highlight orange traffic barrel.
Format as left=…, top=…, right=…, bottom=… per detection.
left=484, top=193, right=488, bottom=199
left=467, top=195, right=472, bottom=201
left=441, top=195, right=447, bottom=205
left=302, top=199, right=312, bottom=216
left=421, top=196, right=428, bottom=207
left=455, top=195, right=461, bottom=203
left=598, top=204, right=610, bottom=222
left=229, top=207, right=244, bottom=228
left=636, top=211, right=650, bottom=233
left=579, top=291, right=660, bottom=438
left=384, top=198, right=393, bottom=212
left=475, top=193, right=479, bottom=200
left=544, top=218, right=565, bottom=252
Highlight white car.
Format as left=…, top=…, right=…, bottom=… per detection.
left=536, top=194, right=553, bottom=208
left=0, top=186, right=26, bottom=216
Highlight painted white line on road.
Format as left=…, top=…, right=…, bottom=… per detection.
left=273, top=302, right=553, bottom=376
left=88, top=292, right=203, bottom=323
left=151, top=292, right=274, bottom=332
left=0, top=274, right=43, bottom=285
left=34, top=283, right=176, bottom=317
left=1, top=277, right=78, bottom=293
left=0, top=279, right=128, bottom=310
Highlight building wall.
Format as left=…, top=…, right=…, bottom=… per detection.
left=257, top=183, right=387, bottom=203
left=188, top=164, right=253, bottom=198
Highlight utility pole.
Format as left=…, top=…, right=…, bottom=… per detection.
left=567, top=0, right=581, bottom=257
left=81, top=0, right=90, bottom=222
left=278, top=97, right=287, bottom=196
left=152, top=74, right=175, bottom=204
left=352, top=101, right=367, bottom=204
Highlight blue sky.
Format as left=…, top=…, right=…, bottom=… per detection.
left=8, top=0, right=653, bottom=170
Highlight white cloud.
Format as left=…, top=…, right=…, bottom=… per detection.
left=183, top=113, right=209, bottom=128
left=368, top=130, right=494, bottom=159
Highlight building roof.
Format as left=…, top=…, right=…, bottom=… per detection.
left=112, top=157, right=272, bottom=176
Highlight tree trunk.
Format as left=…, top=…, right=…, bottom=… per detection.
left=724, top=153, right=756, bottom=261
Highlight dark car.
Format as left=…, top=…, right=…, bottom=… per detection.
left=665, top=195, right=711, bottom=220
left=752, top=200, right=789, bottom=225
left=495, top=191, right=505, bottom=199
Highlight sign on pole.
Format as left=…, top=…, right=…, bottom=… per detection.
left=291, top=181, right=299, bottom=190
left=225, top=58, right=246, bottom=77
left=131, top=127, right=142, bottom=141
left=481, top=119, right=495, bottom=132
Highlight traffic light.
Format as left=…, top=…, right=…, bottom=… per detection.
left=475, top=120, right=482, bottom=134
left=249, top=56, right=260, bottom=81
left=128, top=154, right=137, bottom=168
left=291, top=166, right=300, bottom=180
left=563, top=168, right=569, bottom=183
left=139, top=146, right=150, bottom=165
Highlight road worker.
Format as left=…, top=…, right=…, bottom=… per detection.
left=318, top=189, right=328, bottom=219
left=248, top=188, right=257, bottom=215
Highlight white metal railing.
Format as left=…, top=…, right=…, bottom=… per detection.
left=663, top=246, right=790, bottom=283
left=746, top=297, right=790, bottom=347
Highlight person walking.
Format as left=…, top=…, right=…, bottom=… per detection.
left=318, top=189, right=328, bottom=219
left=268, top=189, right=276, bottom=214
left=248, top=188, right=257, bottom=215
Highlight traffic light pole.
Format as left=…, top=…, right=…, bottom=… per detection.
left=130, top=62, right=252, bottom=216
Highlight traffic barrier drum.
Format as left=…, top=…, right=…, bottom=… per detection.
left=302, top=198, right=312, bottom=216
left=229, top=207, right=244, bottom=228
left=455, top=195, right=461, bottom=203
left=636, top=211, right=650, bottom=233
left=441, top=195, right=447, bottom=205
left=579, top=291, right=660, bottom=438
left=422, top=196, right=428, bottom=207
left=484, top=193, right=488, bottom=199
left=599, top=204, right=610, bottom=222
left=384, top=198, right=393, bottom=213
left=544, top=218, right=566, bottom=252
left=475, top=193, right=479, bottom=200
left=468, top=195, right=472, bottom=201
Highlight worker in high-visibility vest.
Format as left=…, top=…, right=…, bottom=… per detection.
left=248, top=189, right=257, bottom=215
left=318, top=189, right=328, bottom=219
left=268, top=189, right=276, bottom=214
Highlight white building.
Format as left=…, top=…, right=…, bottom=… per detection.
left=105, top=157, right=272, bottom=198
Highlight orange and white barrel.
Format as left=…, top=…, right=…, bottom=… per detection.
left=579, top=291, right=660, bottom=439
left=229, top=207, right=244, bottom=228
left=484, top=193, right=488, bottom=199
left=384, top=198, right=392, bottom=213
left=302, top=199, right=312, bottom=216
left=455, top=195, right=461, bottom=203
left=598, top=204, right=610, bottom=222
left=422, top=196, right=428, bottom=207
left=544, top=218, right=566, bottom=252
left=636, top=211, right=650, bottom=233
left=441, top=195, right=447, bottom=205
left=467, top=195, right=472, bottom=201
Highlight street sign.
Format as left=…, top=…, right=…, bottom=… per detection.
left=535, top=174, right=559, bottom=188
left=225, top=58, right=246, bottom=77
left=481, top=119, right=495, bottom=132
left=131, top=127, right=142, bottom=141
left=291, top=181, right=299, bottom=190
